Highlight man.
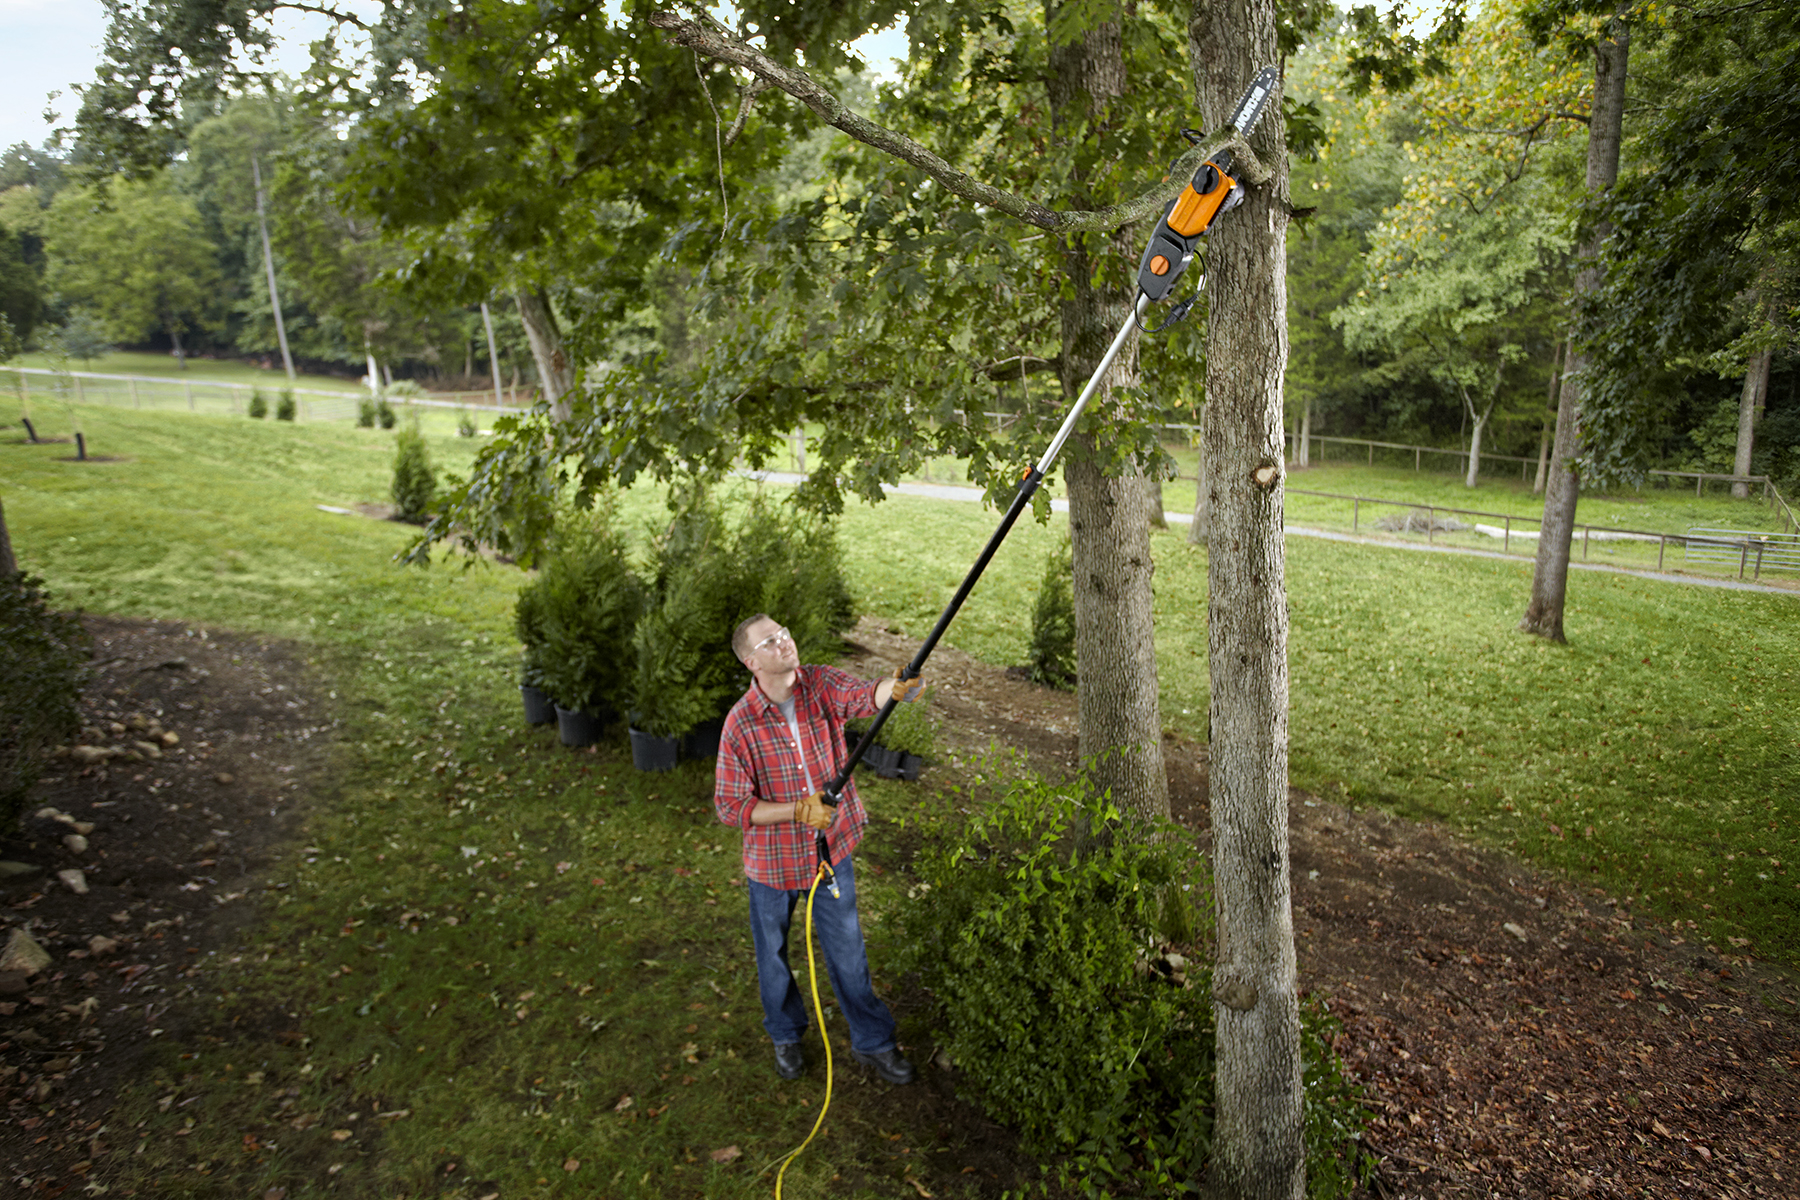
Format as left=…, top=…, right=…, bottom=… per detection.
left=714, top=612, right=924, bottom=1085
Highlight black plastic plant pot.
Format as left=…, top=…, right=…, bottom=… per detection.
left=556, top=704, right=606, bottom=748
left=866, top=743, right=901, bottom=779
left=895, top=752, right=924, bottom=782
left=521, top=685, right=556, bottom=726
left=679, top=719, right=724, bottom=763
left=630, top=727, right=681, bottom=772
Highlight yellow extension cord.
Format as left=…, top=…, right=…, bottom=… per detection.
left=772, top=862, right=835, bottom=1199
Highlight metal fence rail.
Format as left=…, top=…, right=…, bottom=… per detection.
left=1683, top=528, right=1800, bottom=580
left=3, top=366, right=525, bottom=421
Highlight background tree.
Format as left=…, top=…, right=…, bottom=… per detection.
left=43, top=177, right=222, bottom=366
left=1334, top=175, right=1567, bottom=487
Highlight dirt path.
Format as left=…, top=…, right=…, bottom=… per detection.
left=1, top=617, right=325, bottom=1195
left=839, top=616, right=1800, bottom=1199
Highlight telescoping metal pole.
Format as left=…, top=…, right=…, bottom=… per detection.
left=821, top=293, right=1151, bottom=806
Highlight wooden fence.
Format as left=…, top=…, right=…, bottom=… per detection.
left=3, top=367, right=526, bottom=422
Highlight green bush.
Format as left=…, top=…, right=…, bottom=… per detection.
left=532, top=501, right=644, bottom=717
left=633, top=496, right=741, bottom=734
left=377, top=397, right=396, bottom=429
left=0, top=572, right=90, bottom=832
left=356, top=397, right=377, bottom=428
left=247, top=390, right=268, bottom=419
left=1027, top=538, right=1076, bottom=690
left=894, top=770, right=1371, bottom=1195
left=457, top=411, right=478, bottom=438
left=275, top=389, right=296, bottom=421
left=391, top=426, right=437, bottom=524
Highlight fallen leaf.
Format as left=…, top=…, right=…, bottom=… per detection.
left=563, top=1158, right=580, bottom=1172
left=709, top=1145, right=742, bottom=1163
left=613, top=1094, right=634, bottom=1112
left=1652, top=1120, right=1672, bottom=1138
left=905, top=1174, right=933, bottom=1198
left=330, top=1129, right=353, bottom=1142
left=376, top=1109, right=410, bottom=1121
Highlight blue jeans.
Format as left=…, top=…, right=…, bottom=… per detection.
left=747, top=856, right=897, bottom=1055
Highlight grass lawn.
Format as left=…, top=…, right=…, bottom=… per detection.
left=1, top=403, right=1797, bottom=1194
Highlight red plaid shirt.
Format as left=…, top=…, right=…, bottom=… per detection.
left=715, top=665, right=881, bottom=889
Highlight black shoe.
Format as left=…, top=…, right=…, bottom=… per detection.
left=773, top=1042, right=805, bottom=1081
left=851, top=1047, right=915, bottom=1086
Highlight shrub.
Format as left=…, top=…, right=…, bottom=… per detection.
left=356, top=397, right=376, bottom=428
left=632, top=496, right=741, bottom=735
left=457, top=411, right=478, bottom=438
left=391, top=426, right=437, bottom=523
left=247, top=390, right=268, bottom=419
left=533, top=501, right=644, bottom=717
left=0, top=572, right=90, bottom=833
left=894, top=770, right=1372, bottom=1195
left=377, top=397, right=397, bottom=429
left=1027, top=538, right=1076, bottom=690
left=274, top=389, right=296, bottom=421
left=513, top=577, right=550, bottom=691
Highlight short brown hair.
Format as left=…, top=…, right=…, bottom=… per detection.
left=732, top=612, right=773, bottom=664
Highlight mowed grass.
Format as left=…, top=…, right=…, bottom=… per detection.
left=1, top=403, right=1797, bottom=1196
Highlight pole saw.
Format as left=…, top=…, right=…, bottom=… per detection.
left=773, top=66, right=1282, bottom=1198
left=815, top=65, right=1280, bottom=822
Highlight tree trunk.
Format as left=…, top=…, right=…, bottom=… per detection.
left=516, top=288, right=575, bottom=423
left=366, top=346, right=381, bottom=393
left=1047, top=0, right=1169, bottom=823
left=1188, top=408, right=1210, bottom=545
left=0, top=497, right=16, bottom=578
left=1533, top=342, right=1563, bottom=495
left=481, top=301, right=505, bottom=411
left=169, top=325, right=186, bottom=370
left=1733, top=347, right=1772, bottom=498
left=1522, top=22, right=1628, bottom=643
left=1146, top=472, right=1169, bottom=529
left=1298, top=399, right=1310, bottom=467
left=1462, top=379, right=1496, bottom=490
left=251, top=156, right=296, bottom=383
left=1190, top=3, right=1303, bottom=1194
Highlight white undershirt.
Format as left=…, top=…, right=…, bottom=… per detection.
left=775, top=693, right=815, bottom=794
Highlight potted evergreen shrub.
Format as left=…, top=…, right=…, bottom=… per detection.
left=391, top=424, right=437, bottom=524
left=535, top=504, right=644, bottom=747
left=513, top=579, right=556, bottom=726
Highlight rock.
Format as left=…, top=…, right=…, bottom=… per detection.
left=127, top=713, right=148, bottom=731
left=110, top=720, right=128, bottom=735
left=160, top=730, right=180, bottom=746
left=34, top=806, right=64, bottom=821
left=0, top=929, right=53, bottom=976
left=0, top=861, right=43, bottom=882
left=57, top=868, right=90, bottom=895
left=64, top=834, right=90, bottom=854
left=0, top=970, right=28, bottom=995
left=70, top=821, right=94, bottom=835
left=1503, top=922, right=1529, bottom=943
left=215, top=772, right=235, bottom=785
left=87, top=936, right=120, bottom=957
left=69, top=745, right=108, bottom=766
left=133, top=740, right=163, bottom=759
left=932, top=1047, right=954, bottom=1073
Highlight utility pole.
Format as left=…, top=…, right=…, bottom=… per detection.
left=480, top=300, right=504, bottom=411
left=252, top=156, right=296, bottom=382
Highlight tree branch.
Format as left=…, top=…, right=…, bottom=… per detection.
left=976, top=354, right=1062, bottom=379
left=273, top=2, right=370, bottom=30
left=647, top=6, right=1270, bottom=233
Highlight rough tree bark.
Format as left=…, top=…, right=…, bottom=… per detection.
left=516, top=288, right=575, bottom=423
left=1190, top=0, right=1303, bottom=1193
left=1521, top=21, right=1628, bottom=643
left=1049, top=1, right=1170, bottom=821
left=1732, top=347, right=1772, bottom=499
left=1147, top=472, right=1170, bottom=529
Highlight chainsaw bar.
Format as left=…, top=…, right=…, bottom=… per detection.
left=1135, top=65, right=1280, bottom=304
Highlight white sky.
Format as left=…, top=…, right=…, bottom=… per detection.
left=0, top=0, right=908, bottom=154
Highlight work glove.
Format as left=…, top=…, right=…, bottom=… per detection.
left=891, top=668, right=926, bottom=703
left=793, top=791, right=833, bottom=831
